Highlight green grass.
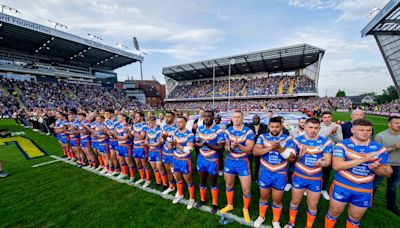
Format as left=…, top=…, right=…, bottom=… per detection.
left=332, top=112, right=389, bottom=134
left=0, top=113, right=399, bottom=228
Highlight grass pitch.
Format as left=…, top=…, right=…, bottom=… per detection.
left=0, top=113, right=399, bottom=227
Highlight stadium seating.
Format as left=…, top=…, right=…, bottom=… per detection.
left=0, top=77, right=150, bottom=111
left=164, top=97, right=352, bottom=111
left=167, top=75, right=317, bottom=99
left=0, top=78, right=19, bottom=116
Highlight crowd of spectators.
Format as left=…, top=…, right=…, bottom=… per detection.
left=168, top=75, right=317, bottom=99
left=163, top=97, right=352, bottom=111
left=0, top=78, right=150, bottom=112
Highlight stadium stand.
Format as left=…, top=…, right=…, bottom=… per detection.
left=164, top=97, right=352, bottom=111
left=167, top=74, right=316, bottom=99
left=0, top=77, right=151, bottom=111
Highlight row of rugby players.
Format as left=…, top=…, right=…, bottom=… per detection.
left=52, top=109, right=392, bottom=228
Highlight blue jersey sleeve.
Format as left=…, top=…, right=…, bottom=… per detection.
left=333, top=143, right=345, bottom=158
left=246, top=129, right=255, bottom=141
left=287, top=138, right=299, bottom=155
left=323, top=140, right=333, bottom=154
left=188, top=133, right=195, bottom=144
left=256, top=134, right=264, bottom=146
left=217, top=129, right=225, bottom=144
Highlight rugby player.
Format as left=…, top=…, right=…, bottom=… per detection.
left=146, top=116, right=168, bottom=190
left=161, top=111, right=177, bottom=195
left=220, top=111, right=255, bottom=222
left=253, top=117, right=296, bottom=228
left=284, top=118, right=332, bottom=228
left=325, top=119, right=392, bottom=228
left=169, top=116, right=196, bottom=209
left=194, top=110, right=225, bottom=214
left=131, top=112, right=151, bottom=185
left=105, top=109, right=120, bottom=176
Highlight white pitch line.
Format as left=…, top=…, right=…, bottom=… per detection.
left=50, top=155, right=271, bottom=228
left=32, top=159, right=61, bottom=168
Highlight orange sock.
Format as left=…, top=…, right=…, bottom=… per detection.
left=242, top=194, right=251, bottom=210
left=98, top=156, right=104, bottom=167
left=154, top=170, right=161, bottom=184
left=161, top=172, right=168, bottom=186
left=129, top=166, right=135, bottom=178
left=188, top=183, right=195, bottom=200
left=138, top=167, right=145, bottom=179
left=272, top=204, right=283, bottom=222
left=289, top=206, right=299, bottom=225
left=63, top=148, right=67, bottom=156
left=122, top=165, right=128, bottom=176
left=177, top=181, right=184, bottom=196
left=200, top=186, right=207, bottom=202
left=226, top=188, right=234, bottom=205
left=306, top=209, right=317, bottom=228
left=145, top=168, right=151, bottom=181
left=211, top=186, right=219, bottom=206
left=169, top=182, right=175, bottom=189
left=259, top=201, right=269, bottom=219
left=66, top=151, right=71, bottom=157
left=346, top=217, right=360, bottom=228
left=325, top=212, right=338, bottom=228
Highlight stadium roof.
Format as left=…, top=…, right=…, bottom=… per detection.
left=362, top=0, right=400, bottom=37
left=0, top=13, right=143, bottom=70
left=162, top=44, right=325, bottom=81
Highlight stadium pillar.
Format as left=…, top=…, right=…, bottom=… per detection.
left=212, top=62, right=215, bottom=108
left=228, top=61, right=231, bottom=110
left=140, top=61, right=143, bottom=80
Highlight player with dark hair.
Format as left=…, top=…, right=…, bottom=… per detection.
left=146, top=116, right=168, bottom=190
left=161, top=111, right=178, bottom=195
left=194, top=110, right=225, bottom=214
left=253, top=117, right=296, bottom=228
left=284, top=118, right=333, bottom=228
left=325, top=119, right=392, bottom=228
left=168, top=116, right=196, bottom=209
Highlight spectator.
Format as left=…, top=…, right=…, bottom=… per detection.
left=373, top=116, right=400, bottom=216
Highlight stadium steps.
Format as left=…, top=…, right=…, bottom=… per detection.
left=288, top=78, right=295, bottom=94
left=277, top=78, right=285, bottom=95
left=240, top=84, right=247, bottom=96
left=107, top=92, right=118, bottom=102
left=12, top=85, right=26, bottom=109
left=67, top=90, right=80, bottom=100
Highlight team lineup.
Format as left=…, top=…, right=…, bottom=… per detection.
left=50, top=109, right=393, bottom=228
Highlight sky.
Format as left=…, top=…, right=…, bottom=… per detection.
left=1, top=0, right=394, bottom=96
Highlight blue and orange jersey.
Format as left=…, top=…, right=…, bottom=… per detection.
left=132, top=122, right=148, bottom=147
left=68, top=120, right=81, bottom=139
left=78, top=120, right=91, bottom=140
left=288, top=135, right=332, bottom=179
left=224, top=125, right=255, bottom=160
left=105, top=118, right=118, bottom=141
left=90, top=120, right=98, bottom=142
left=195, top=124, right=225, bottom=160
left=54, top=119, right=62, bottom=138
left=172, top=129, right=195, bottom=159
left=59, top=120, right=69, bottom=137
left=147, top=126, right=163, bottom=152
left=115, top=122, right=131, bottom=145
left=95, top=122, right=109, bottom=144
left=256, top=132, right=293, bottom=173
left=162, top=123, right=177, bottom=155
left=333, top=137, right=389, bottom=191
